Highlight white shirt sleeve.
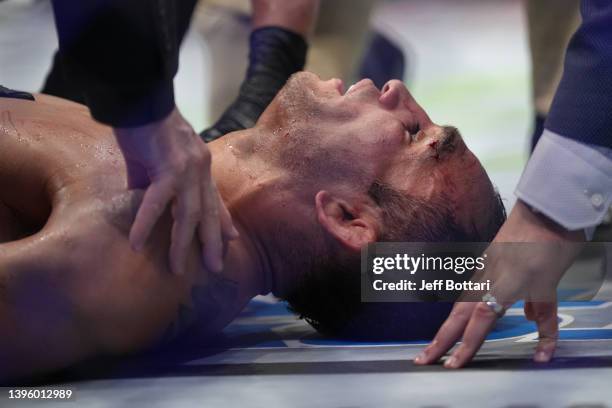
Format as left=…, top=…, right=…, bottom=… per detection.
left=515, top=129, right=612, bottom=240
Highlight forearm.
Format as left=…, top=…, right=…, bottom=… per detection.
left=252, top=0, right=320, bottom=37
left=199, top=1, right=317, bottom=140
left=201, top=26, right=308, bottom=141
left=519, top=0, right=612, bottom=237
left=50, top=0, right=198, bottom=127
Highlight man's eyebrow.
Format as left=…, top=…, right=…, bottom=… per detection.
left=442, top=125, right=462, bottom=142
left=440, top=125, right=461, bottom=153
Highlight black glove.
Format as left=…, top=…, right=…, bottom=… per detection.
left=201, top=26, right=308, bottom=142
left=0, top=85, right=35, bottom=101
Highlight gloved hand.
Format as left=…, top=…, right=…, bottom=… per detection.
left=201, top=26, right=308, bottom=142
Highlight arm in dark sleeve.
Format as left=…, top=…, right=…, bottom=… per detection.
left=201, top=27, right=308, bottom=142
left=517, top=0, right=612, bottom=235
left=545, top=0, right=612, bottom=149
left=50, top=0, right=197, bottom=127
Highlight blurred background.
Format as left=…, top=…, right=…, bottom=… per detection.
left=0, top=0, right=575, bottom=213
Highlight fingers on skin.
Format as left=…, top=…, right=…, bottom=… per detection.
left=129, top=133, right=233, bottom=276
left=444, top=302, right=500, bottom=369
left=130, top=177, right=175, bottom=251
left=169, top=175, right=202, bottom=275
left=201, top=142, right=238, bottom=242
left=199, top=172, right=224, bottom=274
left=414, top=302, right=476, bottom=365
left=218, top=192, right=239, bottom=241
left=526, top=301, right=558, bottom=363
left=196, top=141, right=235, bottom=273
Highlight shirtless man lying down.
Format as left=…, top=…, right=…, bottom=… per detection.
left=0, top=74, right=505, bottom=382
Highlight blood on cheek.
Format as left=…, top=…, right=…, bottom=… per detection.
left=428, top=141, right=440, bottom=161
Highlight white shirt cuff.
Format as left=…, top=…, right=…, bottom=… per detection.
left=515, top=130, right=612, bottom=239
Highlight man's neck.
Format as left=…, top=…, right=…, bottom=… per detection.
left=206, top=128, right=282, bottom=300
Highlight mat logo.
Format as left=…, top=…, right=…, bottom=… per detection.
left=516, top=302, right=612, bottom=343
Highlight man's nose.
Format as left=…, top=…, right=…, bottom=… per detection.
left=379, top=80, right=403, bottom=109
left=379, top=80, right=434, bottom=131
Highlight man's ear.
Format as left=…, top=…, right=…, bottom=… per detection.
left=315, top=190, right=378, bottom=251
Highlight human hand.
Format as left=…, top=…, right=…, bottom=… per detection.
left=252, top=0, right=320, bottom=36
left=414, top=201, right=584, bottom=368
left=114, top=107, right=239, bottom=275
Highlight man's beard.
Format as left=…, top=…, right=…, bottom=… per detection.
left=263, top=74, right=323, bottom=177
left=258, top=73, right=368, bottom=186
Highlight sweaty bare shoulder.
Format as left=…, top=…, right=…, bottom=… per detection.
left=0, top=95, right=126, bottom=212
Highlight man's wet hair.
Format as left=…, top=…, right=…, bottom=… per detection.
left=283, top=181, right=507, bottom=341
